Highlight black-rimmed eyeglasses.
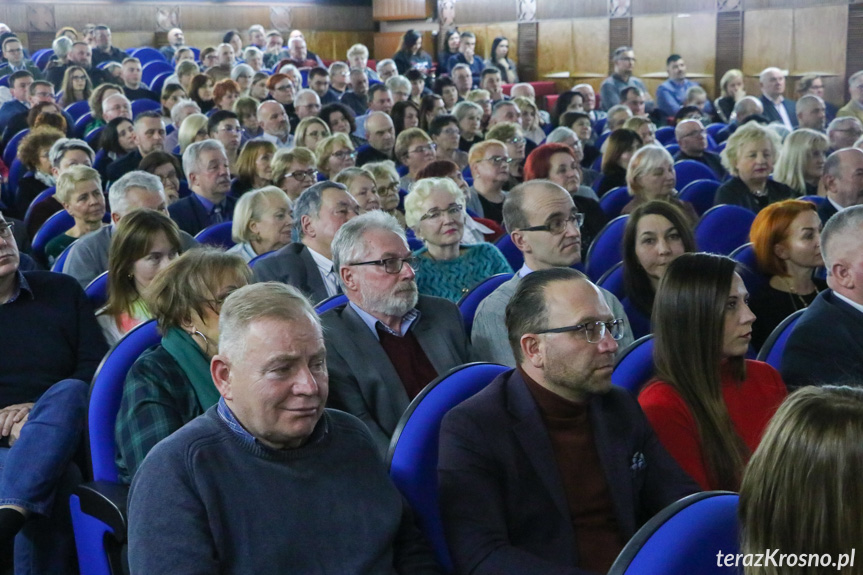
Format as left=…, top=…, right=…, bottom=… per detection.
left=535, top=319, right=626, bottom=344
left=348, top=256, right=416, bottom=274
left=518, top=212, right=584, bottom=234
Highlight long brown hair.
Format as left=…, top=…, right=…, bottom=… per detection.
left=651, top=252, right=748, bottom=490
left=740, top=386, right=863, bottom=575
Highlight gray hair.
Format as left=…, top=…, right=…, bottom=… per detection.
left=612, top=46, right=633, bottom=61
left=821, top=205, right=863, bottom=269
left=827, top=116, right=863, bottom=136
left=52, top=36, right=73, bottom=58
left=377, top=58, right=396, bottom=71
left=734, top=96, right=763, bottom=118
left=386, top=75, right=410, bottom=95
left=182, top=139, right=227, bottom=179
left=49, top=138, right=94, bottom=169
left=242, top=46, right=263, bottom=60
left=231, top=64, right=254, bottom=82
left=247, top=24, right=265, bottom=36
left=759, top=67, right=784, bottom=83
left=331, top=210, right=407, bottom=284
left=292, top=181, right=347, bottom=240
left=328, top=61, right=349, bottom=75
left=850, top=71, right=863, bottom=91
left=171, top=98, right=201, bottom=129
left=231, top=186, right=292, bottom=243
left=451, top=63, right=471, bottom=76
left=108, top=170, right=165, bottom=217
left=452, top=100, right=483, bottom=121
left=403, top=177, right=464, bottom=230
left=796, top=94, right=824, bottom=114
left=546, top=127, right=578, bottom=144
left=218, top=282, right=319, bottom=361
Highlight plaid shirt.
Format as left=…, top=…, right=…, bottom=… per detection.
left=115, top=345, right=205, bottom=484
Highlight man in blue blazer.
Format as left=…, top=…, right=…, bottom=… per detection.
left=782, top=205, right=863, bottom=388
left=758, top=67, right=797, bottom=130
left=168, top=140, right=235, bottom=237
left=439, top=268, right=698, bottom=575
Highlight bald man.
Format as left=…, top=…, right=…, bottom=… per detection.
left=796, top=94, right=827, bottom=132
left=818, top=148, right=863, bottom=223
left=673, top=119, right=726, bottom=179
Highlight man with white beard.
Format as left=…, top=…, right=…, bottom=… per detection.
left=320, top=211, right=470, bottom=454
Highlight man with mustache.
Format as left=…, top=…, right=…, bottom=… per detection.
left=321, top=211, right=470, bottom=454
left=168, top=140, right=236, bottom=236
left=128, top=282, right=442, bottom=574
left=439, top=267, right=698, bottom=575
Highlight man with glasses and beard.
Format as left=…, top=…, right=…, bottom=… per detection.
left=321, top=210, right=469, bottom=454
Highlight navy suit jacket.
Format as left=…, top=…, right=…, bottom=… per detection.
left=105, top=150, right=143, bottom=182
left=167, top=193, right=235, bottom=237
left=251, top=242, right=330, bottom=304
left=817, top=200, right=839, bottom=225
left=759, top=95, right=797, bottom=128
left=781, top=289, right=863, bottom=389
left=438, top=369, right=699, bottom=575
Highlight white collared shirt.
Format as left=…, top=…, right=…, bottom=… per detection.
left=258, top=132, right=295, bottom=150
left=306, top=246, right=340, bottom=297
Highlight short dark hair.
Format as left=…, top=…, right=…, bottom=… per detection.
left=433, top=76, right=455, bottom=95
left=428, top=114, right=458, bottom=136
left=9, top=70, right=33, bottom=85
left=134, top=110, right=163, bottom=125
left=207, top=109, right=239, bottom=134
left=308, top=66, right=328, bottom=80
left=666, top=54, right=682, bottom=66
left=559, top=111, right=590, bottom=128
left=620, top=86, right=643, bottom=101
left=481, top=67, right=501, bottom=81
left=506, top=267, right=588, bottom=362
left=368, top=83, right=390, bottom=100
left=405, top=69, right=425, bottom=82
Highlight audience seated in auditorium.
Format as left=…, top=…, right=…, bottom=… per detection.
left=621, top=86, right=648, bottom=120
left=621, top=200, right=696, bottom=338
left=94, top=117, right=137, bottom=180
left=471, top=180, right=633, bottom=366
left=282, top=36, right=318, bottom=69
left=90, top=25, right=126, bottom=67
left=10, top=128, right=64, bottom=220
left=656, top=54, right=709, bottom=118
left=450, top=101, right=480, bottom=153
left=139, top=151, right=182, bottom=205
left=357, top=112, right=396, bottom=165
left=95, top=209, right=179, bottom=345
left=544, top=126, right=601, bottom=192
left=673, top=118, right=728, bottom=179
left=189, top=74, right=215, bottom=114
left=714, top=69, right=745, bottom=124
left=486, top=122, right=527, bottom=187
left=322, top=210, right=469, bottom=453
left=639, top=252, right=787, bottom=490
left=44, top=165, right=106, bottom=265
left=773, top=128, right=829, bottom=197
left=622, top=144, right=699, bottom=223
left=0, top=37, right=41, bottom=79
left=227, top=186, right=293, bottom=262
left=3, top=80, right=74, bottom=149
left=159, top=27, right=184, bottom=62
left=837, top=71, right=863, bottom=126
left=115, top=248, right=250, bottom=483
left=600, top=46, right=653, bottom=112
left=326, top=61, right=350, bottom=101
left=332, top=167, right=381, bottom=214
left=252, top=181, right=358, bottom=302
left=759, top=67, right=797, bottom=131
left=437, top=28, right=460, bottom=74
left=393, top=30, right=433, bottom=76
left=782, top=205, right=863, bottom=388
left=127, top=281, right=442, bottom=574
left=597, top=129, right=643, bottom=197
left=398, top=128, right=437, bottom=188
left=47, top=41, right=106, bottom=89
left=106, top=111, right=167, bottom=182
left=234, top=97, right=262, bottom=144
left=714, top=122, right=794, bottom=213
left=64, top=170, right=194, bottom=287
left=748, top=200, right=826, bottom=351
left=622, top=115, right=656, bottom=145
left=440, top=267, right=697, bottom=575
left=207, top=110, right=242, bottom=170
left=83, top=83, right=125, bottom=133
left=795, top=94, right=827, bottom=133
left=514, top=96, right=546, bottom=145
left=320, top=102, right=365, bottom=149
left=796, top=73, right=838, bottom=124
left=119, top=57, right=156, bottom=102
left=715, top=96, right=764, bottom=144
left=294, top=89, right=322, bottom=128
left=271, top=147, right=318, bottom=201
left=210, top=79, right=240, bottom=114
left=169, top=140, right=235, bottom=236
left=0, top=211, right=108, bottom=573
left=354, top=84, right=394, bottom=139
left=0, top=71, right=33, bottom=128
left=739, top=385, right=863, bottom=575
left=340, top=69, right=370, bottom=118
left=405, top=177, right=510, bottom=302
left=448, top=32, right=483, bottom=87
left=827, top=116, right=863, bottom=152
left=204, top=44, right=234, bottom=83
left=229, top=140, right=275, bottom=198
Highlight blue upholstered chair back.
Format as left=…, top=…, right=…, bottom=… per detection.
left=457, top=273, right=513, bottom=337
left=597, top=261, right=625, bottom=300
left=695, top=204, right=756, bottom=256
left=599, top=186, right=630, bottom=219
left=585, top=214, right=629, bottom=281
left=611, top=334, right=655, bottom=394
left=679, top=178, right=720, bottom=216
left=314, top=293, right=348, bottom=314
left=194, top=221, right=235, bottom=249
left=85, top=271, right=109, bottom=309
left=756, top=308, right=806, bottom=370
left=674, top=159, right=719, bottom=190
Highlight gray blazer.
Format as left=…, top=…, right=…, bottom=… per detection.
left=252, top=242, right=329, bottom=304
left=471, top=274, right=635, bottom=366
left=64, top=225, right=197, bottom=288
left=321, top=295, right=470, bottom=454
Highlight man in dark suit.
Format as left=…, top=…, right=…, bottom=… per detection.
left=758, top=67, right=797, bottom=131
left=321, top=211, right=470, bottom=454
left=0, top=38, right=41, bottom=79
left=782, top=205, right=863, bottom=388
left=46, top=42, right=106, bottom=89
left=168, top=139, right=235, bottom=236
left=439, top=268, right=699, bottom=575
left=673, top=119, right=727, bottom=179
left=816, top=148, right=863, bottom=224
left=252, top=181, right=359, bottom=303
left=106, top=111, right=167, bottom=183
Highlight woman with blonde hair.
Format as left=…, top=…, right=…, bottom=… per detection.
left=773, top=128, right=829, bottom=196
left=272, top=147, right=318, bottom=200
left=177, top=113, right=209, bottom=154
left=227, top=186, right=293, bottom=262
left=396, top=128, right=437, bottom=190
left=295, top=117, right=331, bottom=151
left=739, top=385, right=863, bottom=575
left=405, top=177, right=511, bottom=302
left=363, top=160, right=406, bottom=227
left=715, top=122, right=794, bottom=213
left=486, top=121, right=527, bottom=186
left=715, top=68, right=745, bottom=123
left=513, top=96, right=546, bottom=144
left=44, top=165, right=106, bottom=264
left=229, top=140, right=276, bottom=197
left=315, top=133, right=356, bottom=179
left=622, top=144, right=698, bottom=223
left=623, top=115, right=656, bottom=146
left=333, top=167, right=381, bottom=213
left=97, top=209, right=181, bottom=345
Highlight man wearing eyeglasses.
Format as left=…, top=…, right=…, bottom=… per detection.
left=207, top=110, right=243, bottom=169
left=0, top=212, right=109, bottom=571
left=673, top=119, right=727, bottom=179
left=600, top=46, right=653, bottom=113
left=319, top=211, right=469, bottom=454
left=253, top=181, right=359, bottom=303
left=0, top=38, right=41, bottom=79
left=106, top=111, right=167, bottom=182
left=439, top=267, right=698, bottom=575
left=471, top=180, right=633, bottom=367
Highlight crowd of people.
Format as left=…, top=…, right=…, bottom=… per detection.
left=0, top=19, right=862, bottom=575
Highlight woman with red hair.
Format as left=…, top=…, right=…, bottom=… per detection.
left=748, top=199, right=826, bottom=350
left=524, top=143, right=608, bottom=258
left=211, top=79, right=241, bottom=112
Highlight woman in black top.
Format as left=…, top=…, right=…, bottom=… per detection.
left=393, top=30, right=433, bottom=76
left=436, top=29, right=460, bottom=74
left=749, top=199, right=827, bottom=351
left=597, top=129, right=642, bottom=197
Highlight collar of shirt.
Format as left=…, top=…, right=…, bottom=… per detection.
left=217, top=397, right=257, bottom=447
left=4, top=270, right=32, bottom=305
left=193, top=192, right=217, bottom=213
left=832, top=290, right=863, bottom=315
left=348, top=300, right=420, bottom=340
left=260, top=132, right=295, bottom=148
left=517, top=263, right=535, bottom=278
left=828, top=196, right=846, bottom=213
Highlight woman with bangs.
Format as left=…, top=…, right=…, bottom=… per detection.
left=773, top=128, right=830, bottom=197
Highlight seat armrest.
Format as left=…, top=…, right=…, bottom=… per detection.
left=74, top=481, right=129, bottom=542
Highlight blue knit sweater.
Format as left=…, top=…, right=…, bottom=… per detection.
left=128, top=406, right=442, bottom=574
left=413, top=243, right=512, bottom=303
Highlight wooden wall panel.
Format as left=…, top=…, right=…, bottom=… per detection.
left=633, top=0, right=714, bottom=15
left=715, top=10, right=743, bottom=92
left=534, top=0, right=606, bottom=20
left=794, top=4, right=846, bottom=105
left=848, top=3, right=863, bottom=103
left=536, top=20, right=573, bottom=80
left=673, top=12, right=716, bottom=95
left=455, top=0, right=517, bottom=24
left=373, top=0, right=432, bottom=21
left=742, top=9, right=793, bottom=95
left=0, top=5, right=28, bottom=32
left=572, top=17, right=609, bottom=91
left=372, top=30, right=431, bottom=62
left=517, top=21, right=537, bottom=82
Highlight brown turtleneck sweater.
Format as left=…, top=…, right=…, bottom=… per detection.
left=521, top=368, right=624, bottom=574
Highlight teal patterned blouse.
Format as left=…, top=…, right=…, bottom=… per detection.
left=412, top=242, right=512, bottom=302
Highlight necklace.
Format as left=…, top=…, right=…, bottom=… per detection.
left=782, top=276, right=820, bottom=309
